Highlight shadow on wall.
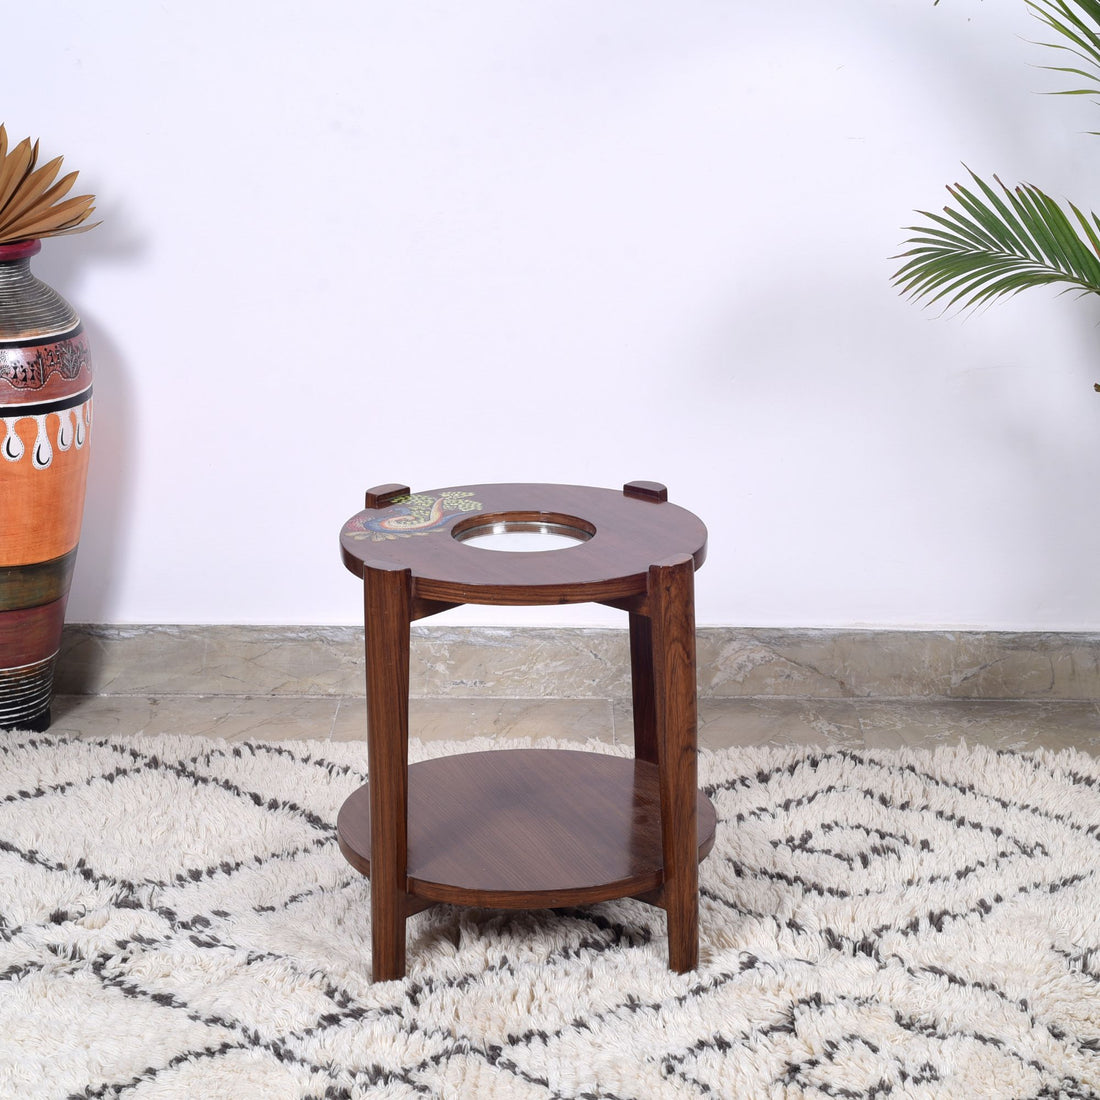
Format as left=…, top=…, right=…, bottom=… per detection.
left=956, top=298, right=1100, bottom=625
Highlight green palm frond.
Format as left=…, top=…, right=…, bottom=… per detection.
left=892, top=169, right=1100, bottom=311
left=1028, top=0, right=1100, bottom=97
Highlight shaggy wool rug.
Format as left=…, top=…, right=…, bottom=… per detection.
left=0, top=733, right=1098, bottom=1099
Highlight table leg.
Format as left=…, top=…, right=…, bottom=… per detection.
left=363, top=560, right=412, bottom=982
left=648, top=554, right=699, bottom=973
left=628, top=611, right=657, bottom=764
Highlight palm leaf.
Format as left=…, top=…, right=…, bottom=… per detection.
left=893, top=169, right=1100, bottom=311
left=0, top=155, right=66, bottom=228
left=896, top=1, right=1100, bottom=336
left=0, top=124, right=97, bottom=244
left=1027, top=0, right=1100, bottom=95
left=0, top=194, right=98, bottom=240
left=2, top=170, right=80, bottom=229
left=0, top=136, right=37, bottom=214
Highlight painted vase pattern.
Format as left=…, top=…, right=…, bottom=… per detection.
left=0, top=239, right=92, bottom=731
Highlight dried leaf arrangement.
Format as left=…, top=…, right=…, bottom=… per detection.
left=0, top=123, right=98, bottom=246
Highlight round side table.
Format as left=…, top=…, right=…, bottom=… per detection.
left=337, top=481, right=716, bottom=981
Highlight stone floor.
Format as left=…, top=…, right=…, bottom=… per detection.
left=47, top=691, right=1100, bottom=755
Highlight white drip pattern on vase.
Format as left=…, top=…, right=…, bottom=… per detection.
left=32, top=416, right=51, bottom=470
left=2, top=417, right=24, bottom=462
left=56, top=409, right=74, bottom=451
left=1, top=400, right=91, bottom=470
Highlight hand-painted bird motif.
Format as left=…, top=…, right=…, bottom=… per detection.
left=345, top=491, right=483, bottom=541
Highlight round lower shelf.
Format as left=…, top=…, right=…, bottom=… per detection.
left=337, top=748, right=717, bottom=909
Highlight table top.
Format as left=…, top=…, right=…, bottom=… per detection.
left=340, top=481, right=707, bottom=605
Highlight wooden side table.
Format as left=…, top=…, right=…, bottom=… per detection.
left=337, top=481, right=716, bottom=981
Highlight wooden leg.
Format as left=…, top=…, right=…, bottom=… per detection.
left=362, top=561, right=412, bottom=982
left=628, top=611, right=657, bottom=765
left=648, top=554, right=699, bottom=973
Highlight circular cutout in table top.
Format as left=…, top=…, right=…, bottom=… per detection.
left=340, top=483, right=707, bottom=605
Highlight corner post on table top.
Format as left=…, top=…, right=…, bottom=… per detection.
left=623, top=480, right=668, bottom=503
left=360, top=558, right=413, bottom=981
left=647, top=552, right=699, bottom=972
left=365, top=484, right=411, bottom=509
left=360, top=481, right=467, bottom=623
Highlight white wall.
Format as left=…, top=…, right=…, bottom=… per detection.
left=7, top=0, right=1100, bottom=629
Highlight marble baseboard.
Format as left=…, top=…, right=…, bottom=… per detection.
left=55, top=624, right=1100, bottom=701
left=46, top=692, right=1100, bottom=752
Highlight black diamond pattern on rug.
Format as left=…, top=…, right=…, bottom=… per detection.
left=1, top=733, right=1098, bottom=1098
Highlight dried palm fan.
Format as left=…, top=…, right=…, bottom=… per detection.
left=0, top=124, right=99, bottom=245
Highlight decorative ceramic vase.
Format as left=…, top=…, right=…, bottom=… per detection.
left=0, top=239, right=92, bottom=731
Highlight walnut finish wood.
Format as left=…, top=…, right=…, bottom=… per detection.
left=340, top=483, right=707, bottom=606
left=623, top=480, right=669, bottom=503
left=364, top=483, right=411, bottom=509
left=649, top=555, right=700, bottom=972
left=362, top=561, right=412, bottom=982
left=339, top=481, right=712, bottom=981
left=629, top=611, right=657, bottom=765
left=337, top=750, right=717, bottom=908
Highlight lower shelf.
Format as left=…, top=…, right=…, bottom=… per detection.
left=337, top=748, right=717, bottom=909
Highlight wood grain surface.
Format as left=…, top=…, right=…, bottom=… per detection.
left=339, top=481, right=711, bottom=980
left=337, top=749, right=717, bottom=909
left=341, top=482, right=707, bottom=605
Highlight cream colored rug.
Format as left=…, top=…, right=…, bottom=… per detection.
left=1, top=733, right=1098, bottom=1099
